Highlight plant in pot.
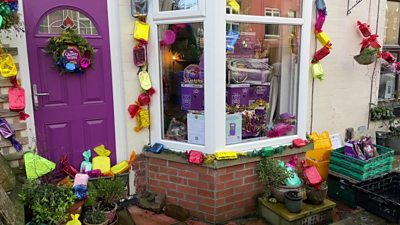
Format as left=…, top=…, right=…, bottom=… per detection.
left=284, top=190, right=303, bottom=213
left=86, top=177, right=126, bottom=224
left=257, top=158, right=299, bottom=203
left=20, top=181, right=75, bottom=225
left=305, top=181, right=328, bottom=205
left=83, top=210, right=107, bottom=225
left=377, top=118, right=400, bottom=155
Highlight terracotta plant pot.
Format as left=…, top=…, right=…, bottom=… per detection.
left=305, top=185, right=327, bottom=205
left=101, top=202, right=118, bottom=223
left=83, top=219, right=108, bottom=225
left=284, top=191, right=303, bottom=213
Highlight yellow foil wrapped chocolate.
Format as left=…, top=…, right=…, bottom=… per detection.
left=227, top=0, right=240, bottom=13
left=316, top=32, right=330, bottom=47
left=215, top=151, right=238, bottom=160
left=311, top=62, right=324, bottom=80
left=92, top=145, right=111, bottom=173
left=134, top=21, right=150, bottom=42
left=111, top=151, right=136, bottom=174
left=134, top=108, right=150, bottom=132
left=0, top=53, right=18, bottom=78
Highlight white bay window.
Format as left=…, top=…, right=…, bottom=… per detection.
left=149, top=0, right=312, bottom=153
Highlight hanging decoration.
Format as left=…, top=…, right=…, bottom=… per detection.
left=46, top=28, right=95, bottom=74
left=0, top=118, right=22, bottom=151
left=354, top=21, right=381, bottom=65
left=128, top=9, right=156, bottom=133
left=0, top=0, right=23, bottom=31
left=310, top=0, right=333, bottom=81
left=8, top=77, right=30, bottom=120
left=24, top=151, right=56, bottom=180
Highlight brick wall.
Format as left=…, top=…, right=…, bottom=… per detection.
left=146, top=155, right=264, bottom=223
left=132, top=153, right=148, bottom=194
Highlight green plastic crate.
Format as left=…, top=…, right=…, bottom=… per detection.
left=329, top=163, right=392, bottom=181
left=329, top=155, right=394, bottom=173
left=327, top=174, right=357, bottom=208
left=330, top=145, right=394, bottom=171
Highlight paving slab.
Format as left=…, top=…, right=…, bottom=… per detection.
left=128, top=206, right=178, bottom=225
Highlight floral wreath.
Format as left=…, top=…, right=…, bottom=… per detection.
left=46, top=28, right=95, bottom=74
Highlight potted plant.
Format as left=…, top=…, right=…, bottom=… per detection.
left=305, top=181, right=328, bottom=205
left=369, top=104, right=394, bottom=121
left=377, top=119, right=400, bottom=155
left=257, top=158, right=300, bottom=202
left=20, top=181, right=75, bottom=225
left=83, top=210, right=107, bottom=225
left=86, top=177, right=126, bottom=224
left=284, top=191, right=303, bottom=213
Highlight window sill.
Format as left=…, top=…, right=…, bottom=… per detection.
left=144, top=143, right=313, bottom=169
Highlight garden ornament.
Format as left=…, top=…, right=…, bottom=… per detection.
left=93, top=145, right=111, bottom=173
left=24, top=151, right=56, bottom=180
left=66, top=214, right=81, bottom=225
left=80, top=150, right=92, bottom=173
left=0, top=53, right=17, bottom=78
left=131, top=0, right=148, bottom=17
left=357, top=21, right=372, bottom=37
left=134, top=20, right=150, bottom=43
left=0, top=118, right=22, bottom=151
left=61, top=155, right=79, bottom=178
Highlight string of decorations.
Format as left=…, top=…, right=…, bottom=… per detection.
left=128, top=1, right=154, bottom=132
left=310, top=0, right=332, bottom=81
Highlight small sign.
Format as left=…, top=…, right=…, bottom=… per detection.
left=63, top=46, right=82, bottom=63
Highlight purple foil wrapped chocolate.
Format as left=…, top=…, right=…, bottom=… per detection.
left=226, top=84, right=250, bottom=106
left=181, top=83, right=204, bottom=111
left=249, top=83, right=271, bottom=104
left=0, top=118, right=14, bottom=139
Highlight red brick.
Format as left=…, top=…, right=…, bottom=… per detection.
left=149, top=178, right=159, bottom=186
left=178, top=200, right=198, bottom=210
left=159, top=181, right=177, bottom=190
left=168, top=161, right=188, bottom=169
left=178, top=170, right=198, bottom=179
left=149, top=186, right=166, bottom=194
left=235, top=168, right=254, bottom=178
left=198, top=189, right=214, bottom=198
left=225, top=164, right=245, bottom=172
left=224, top=178, right=243, bottom=188
left=205, top=214, right=217, bottom=223
left=149, top=158, right=167, bottom=166
left=188, top=165, right=209, bottom=174
left=148, top=165, right=159, bottom=172
left=224, top=193, right=245, bottom=204
left=159, top=166, right=178, bottom=176
left=217, top=173, right=234, bottom=183
left=244, top=175, right=259, bottom=184
left=157, top=173, right=168, bottom=180
left=215, top=198, right=225, bottom=206
left=214, top=214, right=226, bottom=223
left=169, top=175, right=187, bottom=185
left=234, top=183, right=254, bottom=193
left=186, top=195, right=215, bottom=206
left=226, top=208, right=246, bottom=219
left=215, top=203, right=233, bottom=214
left=168, top=190, right=184, bottom=199
left=216, top=188, right=234, bottom=199
left=177, top=185, right=198, bottom=195
left=245, top=162, right=258, bottom=168
left=200, top=174, right=215, bottom=183
left=167, top=197, right=179, bottom=205
left=148, top=171, right=157, bottom=179
left=188, top=180, right=209, bottom=189
left=231, top=198, right=254, bottom=208
left=198, top=204, right=215, bottom=214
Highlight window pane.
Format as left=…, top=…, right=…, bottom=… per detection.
left=384, top=1, right=400, bottom=45
left=159, top=23, right=205, bottom=145
left=226, top=0, right=302, bottom=18
left=226, top=23, right=300, bottom=145
left=39, top=9, right=98, bottom=35
left=159, top=0, right=198, bottom=11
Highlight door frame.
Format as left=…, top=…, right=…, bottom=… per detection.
left=18, top=0, right=128, bottom=162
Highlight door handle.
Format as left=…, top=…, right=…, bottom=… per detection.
left=32, top=84, right=49, bottom=110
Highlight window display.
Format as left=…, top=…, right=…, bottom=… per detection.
left=159, top=0, right=198, bottom=11
left=226, top=0, right=302, bottom=18
left=225, top=23, right=300, bottom=144
left=159, top=23, right=205, bottom=145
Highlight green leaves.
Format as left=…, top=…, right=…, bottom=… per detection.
left=257, top=158, right=294, bottom=197
left=370, top=104, right=395, bottom=121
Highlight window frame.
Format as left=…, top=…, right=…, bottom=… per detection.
left=153, top=0, right=206, bottom=20
left=148, top=0, right=313, bottom=153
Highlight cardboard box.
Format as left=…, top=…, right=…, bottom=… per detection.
left=226, top=84, right=250, bottom=106
left=249, top=83, right=271, bottom=104
left=226, top=113, right=242, bottom=145
left=181, top=83, right=204, bottom=111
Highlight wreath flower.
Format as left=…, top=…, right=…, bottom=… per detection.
left=46, top=28, right=95, bottom=74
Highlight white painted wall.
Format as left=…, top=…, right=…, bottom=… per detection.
left=307, top=0, right=386, bottom=139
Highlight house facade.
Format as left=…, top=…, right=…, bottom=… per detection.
left=0, top=0, right=390, bottom=223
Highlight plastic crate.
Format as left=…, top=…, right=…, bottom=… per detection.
left=329, top=162, right=392, bottom=181
left=330, top=145, right=394, bottom=171
left=355, top=172, right=400, bottom=224
left=327, top=173, right=358, bottom=208
left=306, top=158, right=329, bottom=181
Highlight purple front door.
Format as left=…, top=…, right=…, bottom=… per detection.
left=24, top=0, right=116, bottom=168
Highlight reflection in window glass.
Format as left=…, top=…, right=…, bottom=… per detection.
left=226, top=0, right=302, bottom=18
left=384, top=1, right=400, bottom=45
left=226, top=23, right=300, bottom=145
left=39, top=9, right=98, bottom=35
left=159, top=0, right=198, bottom=11
left=159, top=23, right=205, bottom=145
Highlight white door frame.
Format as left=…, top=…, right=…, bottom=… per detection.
left=18, top=0, right=128, bottom=162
